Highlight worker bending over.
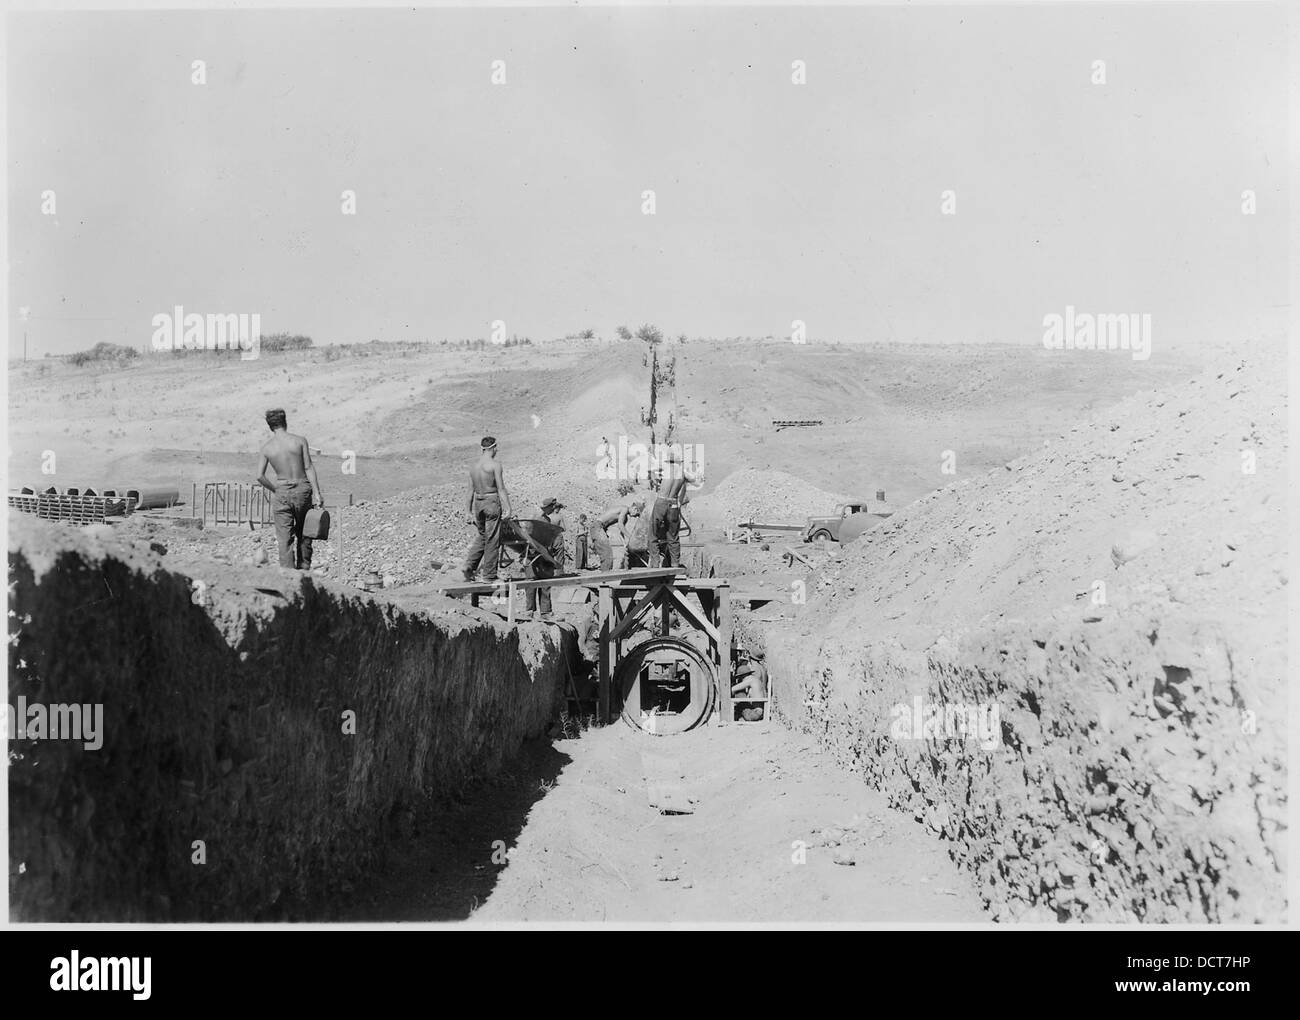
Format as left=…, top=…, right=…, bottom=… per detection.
left=590, top=503, right=629, bottom=572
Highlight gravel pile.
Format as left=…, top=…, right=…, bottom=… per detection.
left=690, top=468, right=852, bottom=527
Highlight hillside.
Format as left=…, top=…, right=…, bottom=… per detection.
left=763, top=343, right=1287, bottom=922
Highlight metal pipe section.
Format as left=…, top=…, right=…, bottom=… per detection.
left=617, top=636, right=716, bottom=735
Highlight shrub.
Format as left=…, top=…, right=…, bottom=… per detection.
left=635, top=324, right=663, bottom=347
left=67, top=342, right=140, bottom=367
left=260, top=333, right=313, bottom=353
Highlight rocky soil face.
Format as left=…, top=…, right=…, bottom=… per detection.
left=763, top=351, right=1287, bottom=922
left=8, top=516, right=577, bottom=920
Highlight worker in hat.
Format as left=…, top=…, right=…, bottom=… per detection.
left=525, top=496, right=566, bottom=620
left=462, top=436, right=513, bottom=583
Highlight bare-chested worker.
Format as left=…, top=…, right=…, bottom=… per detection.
left=732, top=650, right=768, bottom=722
left=256, top=409, right=324, bottom=570
left=462, top=436, right=513, bottom=583
left=650, top=445, right=699, bottom=568
left=590, top=503, right=629, bottom=572
left=621, top=498, right=650, bottom=568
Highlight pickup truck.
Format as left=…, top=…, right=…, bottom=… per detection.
left=803, top=501, right=891, bottom=544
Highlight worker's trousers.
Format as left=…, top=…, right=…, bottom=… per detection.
left=463, top=493, right=502, bottom=581
left=590, top=523, right=614, bottom=571
left=651, top=498, right=681, bottom=567
left=526, top=560, right=554, bottom=615
left=271, top=479, right=314, bottom=570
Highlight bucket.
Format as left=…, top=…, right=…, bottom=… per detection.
left=303, top=507, right=330, bottom=539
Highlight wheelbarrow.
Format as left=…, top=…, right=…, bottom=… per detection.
left=498, top=516, right=566, bottom=577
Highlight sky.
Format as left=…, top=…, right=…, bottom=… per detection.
left=5, top=3, right=1290, bottom=356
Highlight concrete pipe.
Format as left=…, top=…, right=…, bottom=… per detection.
left=123, top=487, right=180, bottom=510
left=618, top=636, right=716, bottom=735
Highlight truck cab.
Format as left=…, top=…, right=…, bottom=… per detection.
left=803, top=501, right=871, bottom=543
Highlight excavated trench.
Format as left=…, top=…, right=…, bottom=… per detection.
left=7, top=517, right=578, bottom=921
left=755, top=609, right=1286, bottom=924
left=9, top=512, right=1284, bottom=924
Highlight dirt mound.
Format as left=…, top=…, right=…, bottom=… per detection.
left=766, top=348, right=1287, bottom=922
left=689, top=468, right=851, bottom=529
left=814, top=354, right=1285, bottom=638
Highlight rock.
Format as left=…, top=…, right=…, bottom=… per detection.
left=819, top=826, right=844, bottom=847
left=832, top=847, right=857, bottom=866
left=1110, top=529, right=1157, bottom=567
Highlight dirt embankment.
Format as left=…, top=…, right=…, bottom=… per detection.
left=8, top=516, right=577, bottom=921
left=762, top=354, right=1287, bottom=923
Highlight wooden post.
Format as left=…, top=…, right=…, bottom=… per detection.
left=717, top=583, right=733, bottom=725
left=598, top=585, right=613, bottom=724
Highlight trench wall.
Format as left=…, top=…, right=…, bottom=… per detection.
left=762, top=607, right=1285, bottom=923
left=8, top=518, right=573, bottom=920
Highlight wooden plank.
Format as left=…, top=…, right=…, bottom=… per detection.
left=717, top=584, right=733, bottom=726
left=666, top=585, right=719, bottom=645
left=434, top=565, right=684, bottom=597
left=733, top=588, right=786, bottom=607
left=598, top=585, right=613, bottom=724
left=609, top=586, right=661, bottom=644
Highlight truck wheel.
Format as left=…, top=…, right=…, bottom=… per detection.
left=810, top=530, right=832, bottom=546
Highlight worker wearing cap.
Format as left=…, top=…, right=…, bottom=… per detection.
left=462, top=436, right=513, bottom=583
left=525, top=497, right=565, bottom=620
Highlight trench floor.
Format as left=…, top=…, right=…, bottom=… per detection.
left=325, top=720, right=988, bottom=924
